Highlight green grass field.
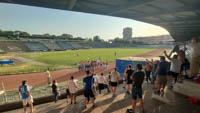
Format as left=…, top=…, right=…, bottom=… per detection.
left=0, top=48, right=156, bottom=75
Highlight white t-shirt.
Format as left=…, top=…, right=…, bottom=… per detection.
left=111, top=71, right=120, bottom=82
left=104, top=74, right=110, bottom=84
left=67, top=80, right=78, bottom=94
left=190, top=43, right=200, bottom=57
left=170, top=59, right=182, bottom=73
left=93, top=75, right=99, bottom=85
left=98, top=75, right=105, bottom=84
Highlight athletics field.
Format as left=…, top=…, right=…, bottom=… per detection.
left=0, top=48, right=157, bottom=75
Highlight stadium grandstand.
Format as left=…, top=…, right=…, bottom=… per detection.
left=56, top=41, right=73, bottom=50
left=0, top=40, right=30, bottom=52
left=69, top=42, right=83, bottom=49
left=39, top=40, right=62, bottom=51
left=23, top=41, right=49, bottom=52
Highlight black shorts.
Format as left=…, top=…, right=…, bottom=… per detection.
left=110, top=82, right=118, bottom=87
left=84, top=90, right=95, bottom=98
left=98, top=83, right=104, bottom=90
left=66, top=89, right=70, bottom=96
left=127, top=79, right=133, bottom=84
left=132, top=87, right=142, bottom=100
left=145, top=71, right=151, bottom=76
left=109, top=81, right=112, bottom=85
left=168, top=71, right=179, bottom=78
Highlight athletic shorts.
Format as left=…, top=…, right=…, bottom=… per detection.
left=110, top=82, right=118, bottom=87
left=156, top=76, right=167, bottom=86
left=22, top=96, right=33, bottom=106
left=127, top=79, right=133, bottom=84
left=145, top=71, right=151, bottom=76
left=98, top=83, right=104, bottom=90
left=84, top=90, right=95, bottom=98
left=168, top=71, right=179, bottom=78
left=66, top=89, right=70, bottom=96
left=132, top=87, right=142, bottom=100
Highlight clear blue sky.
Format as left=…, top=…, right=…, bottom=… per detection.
left=0, top=3, right=169, bottom=40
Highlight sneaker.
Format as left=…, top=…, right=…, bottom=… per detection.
left=126, top=109, right=134, bottom=113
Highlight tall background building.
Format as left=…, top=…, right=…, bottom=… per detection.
left=123, top=27, right=132, bottom=40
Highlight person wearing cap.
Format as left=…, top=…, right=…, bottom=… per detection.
left=154, top=56, right=169, bottom=95
left=164, top=50, right=182, bottom=84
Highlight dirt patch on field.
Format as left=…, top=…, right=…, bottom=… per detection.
left=0, top=49, right=165, bottom=90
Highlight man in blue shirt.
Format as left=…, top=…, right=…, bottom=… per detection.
left=18, top=80, right=33, bottom=113
left=154, top=56, right=169, bottom=95
left=83, top=70, right=95, bottom=108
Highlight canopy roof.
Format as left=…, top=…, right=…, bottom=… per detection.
left=1, top=0, right=200, bottom=41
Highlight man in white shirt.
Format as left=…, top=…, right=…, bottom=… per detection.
left=98, top=73, right=110, bottom=94
left=164, top=50, right=182, bottom=84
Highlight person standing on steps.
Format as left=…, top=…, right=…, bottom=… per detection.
left=164, top=50, right=181, bottom=85
left=126, top=65, right=134, bottom=94
left=83, top=70, right=95, bottom=108
left=18, top=80, right=34, bottom=113
left=154, top=56, right=169, bottom=95
left=145, top=62, right=152, bottom=83
left=110, top=68, right=120, bottom=97
left=67, top=76, right=79, bottom=104
left=130, top=64, right=145, bottom=113
left=52, top=80, right=59, bottom=103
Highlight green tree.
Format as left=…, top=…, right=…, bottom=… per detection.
left=93, top=35, right=101, bottom=42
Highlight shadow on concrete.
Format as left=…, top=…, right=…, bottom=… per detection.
left=83, top=93, right=118, bottom=113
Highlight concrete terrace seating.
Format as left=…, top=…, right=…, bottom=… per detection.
left=0, top=41, right=30, bottom=52
left=4, top=82, right=200, bottom=113
left=70, top=42, right=82, bottom=49
left=78, top=42, right=91, bottom=49
left=24, top=41, right=49, bottom=52
left=56, top=41, right=73, bottom=50
left=40, top=40, right=62, bottom=51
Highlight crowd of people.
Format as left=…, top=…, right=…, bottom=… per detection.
left=18, top=38, right=200, bottom=113
left=78, top=58, right=109, bottom=73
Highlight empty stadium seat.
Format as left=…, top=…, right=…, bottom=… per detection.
left=24, top=41, right=49, bottom=52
